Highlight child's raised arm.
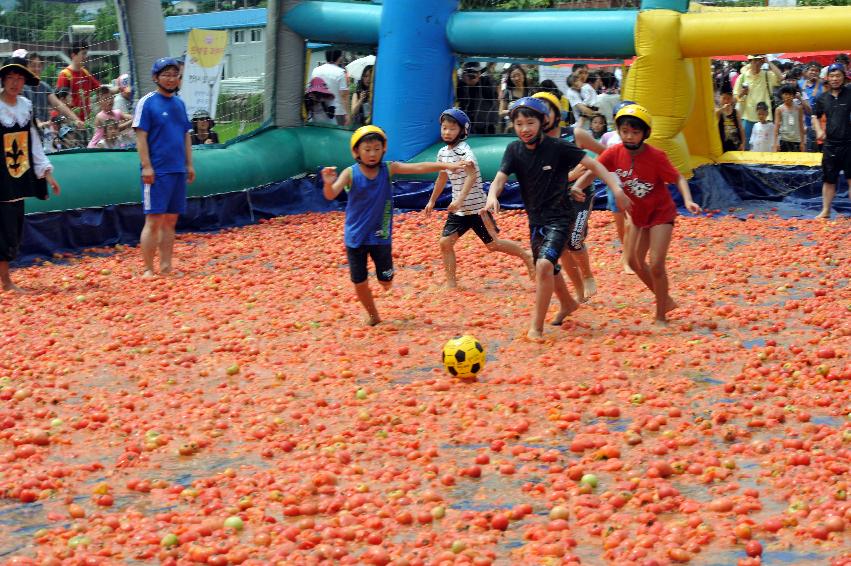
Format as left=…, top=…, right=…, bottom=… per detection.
left=424, top=171, right=448, bottom=218
left=391, top=160, right=468, bottom=176
left=322, top=166, right=351, bottom=200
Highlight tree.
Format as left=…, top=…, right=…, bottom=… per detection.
left=93, top=2, right=119, bottom=43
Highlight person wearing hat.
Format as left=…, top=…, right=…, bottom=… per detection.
left=812, top=62, right=851, bottom=218
left=456, top=62, right=499, bottom=134
left=112, top=73, right=134, bottom=115
left=190, top=109, right=219, bottom=145
left=733, top=54, right=782, bottom=149
left=0, top=59, right=61, bottom=292
left=320, top=125, right=469, bottom=326
left=573, top=104, right=701, bottom=326
left=132, top=57, right=195, bottom=278
left=309, top=50, right=350, bottom=126
left=304, top=77, right=337, bottom=125
left=485, top=97, right=626, bottom=339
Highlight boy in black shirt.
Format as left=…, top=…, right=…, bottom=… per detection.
left=813, top=63, right=851, bottom=219
left=485, top=97, right=628, bottom=340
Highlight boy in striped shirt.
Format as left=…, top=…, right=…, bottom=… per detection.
left=425, top=109, right=534, bottom=288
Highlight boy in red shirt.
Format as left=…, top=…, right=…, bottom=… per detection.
left=574, top=104, right=701, bottom=325
left=55, top=43, right=100, bottom=122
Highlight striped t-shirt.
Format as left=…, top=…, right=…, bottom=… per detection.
left=437, top=141, right=486, bottom=216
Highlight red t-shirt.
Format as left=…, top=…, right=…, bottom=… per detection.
left=597, top=144, right=680, bottom=228
left=55, top=67, right=101, bottom=121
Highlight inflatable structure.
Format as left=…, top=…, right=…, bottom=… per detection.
left=19, top=0, right=851, bottom=259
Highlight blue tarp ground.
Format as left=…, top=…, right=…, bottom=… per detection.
left=15, top=163, right=849, bottom=265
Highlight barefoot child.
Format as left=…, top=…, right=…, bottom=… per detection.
left=574, top=104, right=701, bottom=325
left=0, top=58, right=61, bottom=292
left=133, top=57, right=195, bottom=277
left=322, top=125, right=468, bottom=326
left=485, top=97, right=628, bottom=340
left=532, top=91, right=605, bottom=302
left=424, top=108, right=534, bottom=287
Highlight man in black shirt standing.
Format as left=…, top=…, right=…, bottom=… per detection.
left=813, top=63, right=851, bottom=219
left=485, top=97, right=627, bottom=340
left=455, top=63, right=498, bottom=135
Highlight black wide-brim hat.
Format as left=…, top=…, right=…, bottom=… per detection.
left=0, top=57, right=39, bottom=86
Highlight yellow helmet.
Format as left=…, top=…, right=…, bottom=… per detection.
left=350, top=125, right=387, bottom=151
left=531, top=91, right=562, bottom=115
left=615, top=104, right=652, bottom=130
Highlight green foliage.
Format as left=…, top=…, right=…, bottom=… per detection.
left=460, top=0, right=555, bottom=7
left=93, top=2, right=119, bottom=42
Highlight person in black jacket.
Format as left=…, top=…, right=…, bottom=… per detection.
left=455, top=63, right=498, bottom=135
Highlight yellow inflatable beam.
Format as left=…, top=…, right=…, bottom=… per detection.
left=681, top=6, right=851, bottom=58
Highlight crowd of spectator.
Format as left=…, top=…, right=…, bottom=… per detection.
left=714, top=53, right=851, bottom=153
left=14, top=43, right=220, bottom=154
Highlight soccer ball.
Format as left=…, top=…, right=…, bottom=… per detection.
left=442, top=335, right=486, bottom=379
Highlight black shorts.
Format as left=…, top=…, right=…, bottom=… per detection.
left=0, top=200, right=25, bottom=262
left=779, top=140, right=801, bottom=152
left=529, top=221, right=571, bottom=275
left=821, top=143, right=851, bottom=185
left=441, top=212, right=496, bottom=245
left=346, top=244, right=394, bottom=284
left=566, top=188, right=594, bottom=252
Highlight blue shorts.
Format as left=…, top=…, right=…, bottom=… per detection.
left=142, top=173, right=187, bottom=215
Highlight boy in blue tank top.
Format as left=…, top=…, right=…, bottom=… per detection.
left=322, top=126, right=469, bottom=326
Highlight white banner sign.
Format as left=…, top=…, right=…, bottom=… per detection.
left=182, top=29, right=228, bottom=119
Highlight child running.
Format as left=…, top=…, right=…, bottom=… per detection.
left=485, top=97, right=628, bottom=340
left=322, top=125, right=469, bottom=326
left=532, top=91, right=605, bottom=302
left=424, top=108, right=534, bottom=288
left=573, top=104, right=702, bottom=326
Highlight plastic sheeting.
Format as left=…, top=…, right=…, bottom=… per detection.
left=17, top=163, right=846, bottom=265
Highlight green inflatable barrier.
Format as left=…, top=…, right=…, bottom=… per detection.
left=26, top=126, right=517, bottom=214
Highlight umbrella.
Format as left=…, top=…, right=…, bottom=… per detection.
left=346, top=55, right=376, bottom=81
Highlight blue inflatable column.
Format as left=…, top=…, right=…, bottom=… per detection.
left=372, top=0, right=458, bottom=162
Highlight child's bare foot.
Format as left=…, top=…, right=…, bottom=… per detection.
left=815, top=211, right=831, bottom=219
left=524, top=253, right=536, bottom=281
left=664, top=296, right=678, bottom=314
left=160, top=264, right=172, bottom=275
left=444, top=279, right=458, bottom=289
left=583, top=277, right=597, bottom=298
left=364, top=314, right=381, bottom=326
left=142, top=269, right=156, bottom=279
left=622, top=258, right=635, bottom=274
left=550, top=302, right=579, bottom=326
left=654, top=318, right=669, bottom=327
left=2, top=282, right=25, bottom=293
left=526, top=328, right=544, bottom=341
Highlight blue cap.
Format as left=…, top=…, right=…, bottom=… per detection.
left=508, top=97, right=549, bottom=120
left=440, top=108, right=471, bottom=140
left=151, top=57, right=180, bottom=76
left=827, top=63, right=846, bottom=76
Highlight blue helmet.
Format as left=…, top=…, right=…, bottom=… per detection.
left=613, top=100, right=637, bottom=115
left=151, top=57, right=180, bottom=77
left=827, top=63, right=846, bottom=76
left=508, top=96, right=549, bottom=120
left=440, top=108, right=471, bottom=140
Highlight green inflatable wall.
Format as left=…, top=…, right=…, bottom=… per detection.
left=27, top=126, right=516, bottom=214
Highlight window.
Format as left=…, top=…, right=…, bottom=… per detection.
left=233, top=30, right=245, bottom=44
left=250, top=28, right=262, bottom=43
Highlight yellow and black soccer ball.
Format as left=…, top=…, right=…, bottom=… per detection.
left=442, top=335, right=486, bottom=379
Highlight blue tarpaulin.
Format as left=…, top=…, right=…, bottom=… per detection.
left=16, top=163, right=848, bottom=265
